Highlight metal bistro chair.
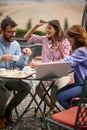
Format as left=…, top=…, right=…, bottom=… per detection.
left=45, top=76, right=87, bottom=130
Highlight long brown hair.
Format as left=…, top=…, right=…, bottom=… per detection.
left=66, top=25, right=87, bottom=49
left=48, top=20, right=65, bottom=42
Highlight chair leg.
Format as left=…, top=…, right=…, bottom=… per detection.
left=43, top=103, right=46, bottom=113
left=14, top=107, right=19, bottom=118
left=45, top=121, right=51, bottom=130
left=13, top=91, right=19, bottom=118
left=34, top=102, right=47, bottom=117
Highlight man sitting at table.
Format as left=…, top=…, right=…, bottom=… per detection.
left=0, top=16, right=32, bottom=129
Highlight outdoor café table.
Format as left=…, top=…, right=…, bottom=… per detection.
left=0, top=69, right=61, bottom=130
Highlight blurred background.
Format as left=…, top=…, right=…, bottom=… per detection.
left=0, top=0, right=86, bottom=35
left=0, top=0, right=86, bottom=60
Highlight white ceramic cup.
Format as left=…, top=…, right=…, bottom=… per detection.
left=12, top=55, right=19, bottom=61
left=0, top=68, right=6, bottom=75
left=23, top=66, right=31, bottom=74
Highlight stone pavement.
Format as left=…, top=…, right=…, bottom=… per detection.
left=6, top=92, right=60, bottom=130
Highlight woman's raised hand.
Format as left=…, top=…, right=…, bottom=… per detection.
left=37, top=19, right=47, bottom=27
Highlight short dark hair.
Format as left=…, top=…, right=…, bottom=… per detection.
left=1, top=16, right=18, bottom=30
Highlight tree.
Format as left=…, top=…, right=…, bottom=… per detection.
left=26, top=18, right=32, bottom=30
left=63, top=18, right=69, bottom=31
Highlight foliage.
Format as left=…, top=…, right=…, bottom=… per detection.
left=26, top=18, right=32, bottom=30
left=34, top=30, right=46, bottom=36
left=0, top=11, right=3, bottom=16
left=16, top=28, right=46, bottom=38
left=16, top=28, right=27, bottom=38
left=63, top=18, right=69, bottom=31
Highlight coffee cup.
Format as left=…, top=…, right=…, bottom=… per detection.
left=12, top=55, right=19, bottom=61
left=0, top=68, right=6, bottom=75
left=23, top=66, right=31, bottom=74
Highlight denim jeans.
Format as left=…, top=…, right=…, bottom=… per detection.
left=56, top=83, right=82, bottom=109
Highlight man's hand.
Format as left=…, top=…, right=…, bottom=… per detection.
left=1, top=54, right=13, bottom=62
left=22, top=48, right=32, bottom=56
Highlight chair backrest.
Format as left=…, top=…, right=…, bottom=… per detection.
left=74, top=76, right=87, bottom=129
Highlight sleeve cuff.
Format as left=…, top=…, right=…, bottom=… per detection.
left=0, top=56, right=3, bottom=63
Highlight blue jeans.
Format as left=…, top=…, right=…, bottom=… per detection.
left=56, top=83, right=82, bottom=109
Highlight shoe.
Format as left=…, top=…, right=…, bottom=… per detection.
left=45, top=108, right=59, bottom=117
left=52, top=108, right=59, bottom=114
left=0, top=118, right=5, bottom=129
left=4, top=114, right=14, bottom=125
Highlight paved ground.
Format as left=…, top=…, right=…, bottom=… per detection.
left=6, top=93, right=60, bottom=130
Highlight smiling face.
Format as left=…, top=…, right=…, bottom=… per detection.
left=2, top=25, right=17, bottom=43
left=46, top=23, right=56, bottom=39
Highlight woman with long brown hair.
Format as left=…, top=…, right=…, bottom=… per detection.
left=24, top=19, right=71, bottom=114
left=24, top=19, right=71, bottom=62
left=56, top=25, right=87, bottom=109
